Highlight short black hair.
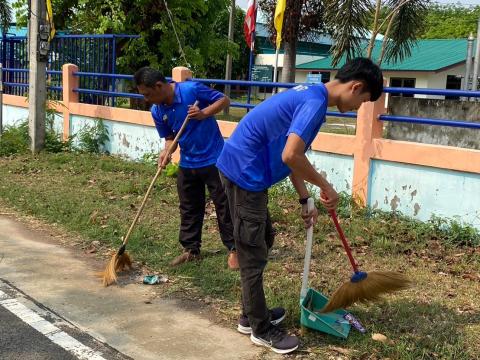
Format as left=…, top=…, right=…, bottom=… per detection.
left=335, top=58, right=383, bottom=101
left=133, top=67, right=167, bottom=87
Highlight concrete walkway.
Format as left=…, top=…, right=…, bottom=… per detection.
left=0, top=214, right=264, bottom=360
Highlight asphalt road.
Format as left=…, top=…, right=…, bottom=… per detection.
left=0, top=280, right=130, bottom=360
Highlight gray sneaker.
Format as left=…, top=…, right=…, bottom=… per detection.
left=250, top=326, right=299, bottom=354
left=237, top=307, right=286, bottom=335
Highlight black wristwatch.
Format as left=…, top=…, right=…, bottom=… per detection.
left=299, top=197, right=309, bottom=205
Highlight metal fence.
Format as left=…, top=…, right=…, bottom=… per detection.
left=70, top=73, right=480, bottom=129
left=0, top=34, right=139, bottom=104
left=2, top=33, right=480, bottom=130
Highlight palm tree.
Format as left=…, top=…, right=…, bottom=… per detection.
left=259, top=0, right=428, bottom=79
left=326, top=0, right=429, bottom=66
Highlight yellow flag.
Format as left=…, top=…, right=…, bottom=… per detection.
left=46, top=0, right=56, bottom=40
left=274, top=0, right=286, bottom=50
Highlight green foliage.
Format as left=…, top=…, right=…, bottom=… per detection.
left=141, top=151, right=158, bottom=166
left=429, top=215, right=480, bottom=248
left=75, top=119, right=110, bottom=154
left=382, top=0, right=428, bottom=63
left=419, top=4, right=480, bottom=39
left=0, top=121, right=30, bottom=156
left=0, top=0, right=12, bottom=31
left=141, top=152, right=179, bottom=177
left=44, top=108, right=74, bottom=153
left=0, top=114, right=73, bottom=156
left=165, top=163, right=179, bottom=177
left=12, top=0, right=248, bottom=80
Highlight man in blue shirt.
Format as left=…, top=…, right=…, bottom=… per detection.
left=217, top=58, right=383, bottom=354
left=134, top=67, right=238, bottom=269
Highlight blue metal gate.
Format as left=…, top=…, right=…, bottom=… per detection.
left=0, top=34, right=139, bottom=105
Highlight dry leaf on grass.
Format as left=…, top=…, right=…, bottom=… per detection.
left=329, top=346, right=353, bottom=356
left=371, top=333, right=388, bottom=342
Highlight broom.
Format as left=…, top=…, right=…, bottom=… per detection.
left=99, top=101, right=199, bottom=286
left=321, top=209, right=411, bottom=313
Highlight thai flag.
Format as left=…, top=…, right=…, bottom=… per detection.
left=244, top=0, right=257, bottom=50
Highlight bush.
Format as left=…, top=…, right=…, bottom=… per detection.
left=44, top=111, right=74, bottom=153
left=0, top=121, right=30, bottom=156
left=75, top=119, right=109, bottom=154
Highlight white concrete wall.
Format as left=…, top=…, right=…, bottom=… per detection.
left=255, top=54, right=324, bottom=68
left=3, top=105, right=63, bottom=135
left=70, top=115, right=163, bottom=160
left=426, top=64, right=466, bottom=99
left=369, top=159, right=480, bottom=229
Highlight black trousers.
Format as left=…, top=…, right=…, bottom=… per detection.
left=220, top=172, right=275, bottom=336
left=177, top=165, right=235, bottom=254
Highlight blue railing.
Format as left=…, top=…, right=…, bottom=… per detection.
left=384, top=87, right=480, bottom=98
left=380, top=87, right=480, bottom=128
left=4, top=64, right=480, bottom=130
left=69, top=73, right=480, bottom=128
left=0, top=34, right=140, bottom=103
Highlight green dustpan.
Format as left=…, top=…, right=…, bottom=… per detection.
left=299, top=199, right=351, bottom=339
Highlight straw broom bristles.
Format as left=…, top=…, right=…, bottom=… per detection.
left=321, top=271, right=411, bottom=313
left=98, top=252, right=133, bottom=287
left=98, top=101, right=199, bottom=287
left=323, top=210, right=412, bottom=313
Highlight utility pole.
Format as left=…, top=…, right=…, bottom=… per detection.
left=223, top=0, right=235, bottom=116
left=28, top=0, right=50, bottom=153
left=463, top=33, right=474, bottom=92
left=471, top=18, right=480, bottom=101
left=0, top=64, right=3, bottom=135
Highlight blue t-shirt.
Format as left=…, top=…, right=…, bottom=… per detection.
left=151, top=81, right=225, bottom=168
left=216, top=84, right=328, bottom=191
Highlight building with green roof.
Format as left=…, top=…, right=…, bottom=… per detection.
left=254, top=24, right=474, bottom=98
left=295, top=39, right=475, bottom=99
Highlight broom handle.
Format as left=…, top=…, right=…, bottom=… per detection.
left=300, top=198, right=315, bottom=300
left=328, top=210, right=359, bottom=273
left=121, top=101, right=199, bottom=247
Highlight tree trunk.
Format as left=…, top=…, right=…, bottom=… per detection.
left=281, top=39, right=297, bottom=83
left=280, top=0, right=302, bottom=84
left=367, top=0, right=382, bottom=59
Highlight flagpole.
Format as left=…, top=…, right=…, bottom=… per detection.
left=273, top=46, right=279, bottom=94
left=247, top=28, right=255, bottom=108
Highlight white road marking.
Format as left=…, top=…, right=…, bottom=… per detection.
left=0, top=287, right=107, bottom=360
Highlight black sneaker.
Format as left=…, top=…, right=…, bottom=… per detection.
left=250, top=326, right=299, bottom=354
left=237, top=307, right=286, bottom=334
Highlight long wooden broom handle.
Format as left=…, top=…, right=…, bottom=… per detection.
left=121, top=101, right=199, bottom=247
left=328, top=210, right=359, bottom=273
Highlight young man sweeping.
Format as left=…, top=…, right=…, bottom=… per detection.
left=216, top=58, right=383, bottom=354
left=134, top=67, right=238, bottom=269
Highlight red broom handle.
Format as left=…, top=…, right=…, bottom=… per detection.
left=328, top=210, right=359, bottom=273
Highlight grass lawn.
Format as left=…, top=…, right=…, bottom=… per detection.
left=0, top=152, right=479, bottom=359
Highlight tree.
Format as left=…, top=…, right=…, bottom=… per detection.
left=12, top=0, right=244, bottom=79
left=419, top=4, right=480, bottom=39
left=211, top=6, right=250, bottom=80
left=258, top=0, right=325, bottom=83
left=327, top=0, right=429, bottom=66
left=0, top=0, right=12, bottom=32
left=258, top=0, right=429, bottom=79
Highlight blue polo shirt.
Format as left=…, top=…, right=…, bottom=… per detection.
left=216, top=84, right=328, bottom=191
left=151, top=81, right=225, bottom=168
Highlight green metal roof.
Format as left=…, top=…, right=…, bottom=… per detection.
left=257, top=37, right=331, bottom=56
left=297, top=39, right=475, bottom=72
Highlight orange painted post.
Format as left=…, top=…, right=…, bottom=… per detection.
left=170, top=67, right=193, bottom=162
left=62, top=64, right=79, bottom=141
left=172, top=67, right=193, bottom=82
left=351, top=87, right=386, bottom=206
